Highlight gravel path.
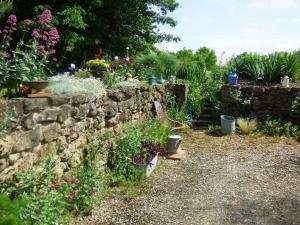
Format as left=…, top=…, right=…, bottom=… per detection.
left=73, top=130, right=300, bottom=225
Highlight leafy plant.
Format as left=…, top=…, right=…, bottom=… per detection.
left=0, top=194, right=28, bottom=225
left=85, top=59, right=110, bottom=78
left=205, top=125, right=221, bottom=136
left=45, top=74, right=106, bottom=97
left=0, top=11, right=59, bottom=96
left=237, top=118, right=257, bottom=134
left=257, top=118, right=300, bottom=140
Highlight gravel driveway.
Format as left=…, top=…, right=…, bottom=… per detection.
left=73, top=130, right=300, bottom=225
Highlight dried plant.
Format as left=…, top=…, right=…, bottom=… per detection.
left=237, top=118, right=257, bottom=135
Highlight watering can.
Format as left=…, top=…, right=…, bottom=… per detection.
left=148, top=75, right=156, bottom=85
left=228, top=72, right=238, bottom=86
left=166, top=135, right=182, bottom=155
left=157, top=75, right=165, bottom=84
left=281, top=75, right=291, bottom=88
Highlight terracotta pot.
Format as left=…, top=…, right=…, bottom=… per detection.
left=26, top=80, right=49, bottom=93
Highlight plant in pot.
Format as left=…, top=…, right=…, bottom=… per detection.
left=132, top=140, right=167, bottom=177
left=0, top=10, right=59, bottom=97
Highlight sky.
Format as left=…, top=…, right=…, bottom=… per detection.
left=156, top=0, right=300, bottom=58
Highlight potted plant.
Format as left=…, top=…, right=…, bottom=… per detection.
left=0, top=11, right=59, bottom=97
left=132, top=140, right=166, bottom=177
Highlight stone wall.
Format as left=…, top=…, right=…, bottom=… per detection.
left=221, top=85, right=300, bottom=122
left=0, top=83, right=187, bottom=184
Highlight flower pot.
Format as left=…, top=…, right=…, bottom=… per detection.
left=139, top=154, right=158, bottom=177
left=26, top=80, right=49, bottom=92
left=25, top=80, right=51, bottom=97
left=221, top=115, right=235, bottom=135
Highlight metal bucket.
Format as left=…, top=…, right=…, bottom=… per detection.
left=166, top=135, right=182, bottom=154
left=221, top=115, right=235, bottom=135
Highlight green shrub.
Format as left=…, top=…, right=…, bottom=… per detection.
left=205, top=125, right=221, bottom=136
left=0, top=194, right=27, bottom=225
left=257, top=118, right=300, bottom=139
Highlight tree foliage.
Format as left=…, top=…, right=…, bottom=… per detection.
left=10, top=0, right=179, bottom=63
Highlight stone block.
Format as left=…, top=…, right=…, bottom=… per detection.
left=70, top=94, right=89, bottom=105
left=12, top=130, right=33, bottom=153
left=104, top=101, right=118, bottom=118
left=42, top=123, right=61, bottom=142
left=23, top=98, right=49, bottom=113
left=58, top=104, right=73, bottom=123
left=118, top=98, right=135, bottom=112
left=0, top=135, right=14, bottom=158
left=0, top=158, right=9, bottom=172
left=49, top=95, right=71, bottom=106
left=40, top=108, right=61, bottom=122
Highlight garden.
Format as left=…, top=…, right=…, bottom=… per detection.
left=0, top=1, right=299, bottom=225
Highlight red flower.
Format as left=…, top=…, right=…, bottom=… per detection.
left=95, top=47, right=103, bottom=59
left=48, top=182, right=59, bottom=190
left=70, top=190, right=77, bottom=198
left=20, top=84, right=29, bottom=93
left=67, top=178, right=77, bottom=184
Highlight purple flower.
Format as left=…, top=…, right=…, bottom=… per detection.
left=2, top=29, right=8, bottom=34
left=49, top=49, right=55, bottom=54
left=47, top=28, right=59, bottom=45
left=37, top=45, right=45, bottom=54
left=42, top=34, right=48, bottom=41
left=7, top=14, right=17, bottom=26
left=23, top=19, right=33, bottom=26
left=31, top=28, right=41, bottom=38
left=39, top=10, right=52, bottom=25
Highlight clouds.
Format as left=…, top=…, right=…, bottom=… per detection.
left=248, top=0, right=299, bottom=9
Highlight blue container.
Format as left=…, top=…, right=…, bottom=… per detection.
left=148, top=75, right=156, bottom=85
left=228, top=72, right=238, bottom=86
left=157, top=75, right=165, bottom=84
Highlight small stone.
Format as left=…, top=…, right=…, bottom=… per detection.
left=8, top=153, right=20, bottom=165
left=42, top=123, right=61, bottom=142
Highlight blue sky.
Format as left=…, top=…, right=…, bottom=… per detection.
left=157, top=0, right=300, bottom=58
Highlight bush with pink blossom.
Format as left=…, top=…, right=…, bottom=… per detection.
left=0, top=10, right=59, bottom=97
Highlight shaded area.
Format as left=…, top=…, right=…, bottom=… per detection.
left=72, top=131, right=300, bottom=225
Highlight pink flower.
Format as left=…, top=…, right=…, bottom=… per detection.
left=37, top=45, right=45, bottom=54
left=70, top=190, right=77, bottom=198
left=49, top=49, right=55, bottom=54
left=48, top=182, right=60, bottom=190
left=52, top=57, right=58, bottom=62
left=39, top=9, right=52, bottom=25
left=23, top=19, right=32, bottom=26
left=7, top=14, right=17, bottom=26
left=2, top=29, right=8, bottom=34
left=42, top=34, right=48, bottom=41
left=67, top=178, right=77, bottom=184
left=31, top=28, right=41, bottom=38
left=47, top=27, right=59, bottom=45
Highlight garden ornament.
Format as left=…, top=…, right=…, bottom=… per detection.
left=114, top=56, right=119, bottom=61
left=68, top=63, right=76, bottom=71
left=281, top=75, right=291, bottom=88
left=228, top=71, right=238, bottom=86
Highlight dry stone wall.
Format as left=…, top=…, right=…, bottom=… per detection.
left=0, top=83, right=186, bottom=184
left=221, top=85, right=300, bottom=123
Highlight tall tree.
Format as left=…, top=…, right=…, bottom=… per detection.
left=10, top=0, right=179, bottom=63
